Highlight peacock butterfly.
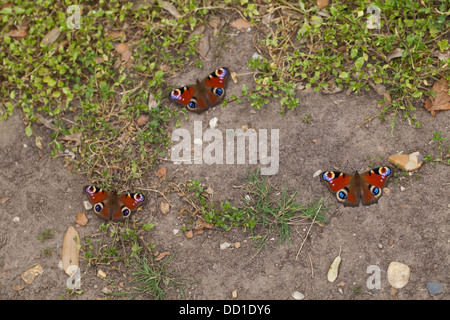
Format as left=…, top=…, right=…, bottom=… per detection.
left=83, top=186, right=145, bottom=222
left=169, top=67, right=230, bottom=113
left=320, top=166, right=392, bottom=207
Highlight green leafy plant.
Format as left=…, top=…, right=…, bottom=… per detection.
left=131, top=253, right=187, bottom=300
left=424, top=132, right=450, bottom=165
left=185, top=169, right=330, bottom=248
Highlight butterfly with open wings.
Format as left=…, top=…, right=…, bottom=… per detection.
left=169, top=67, right=230, bottom=113
left=320, top=167, right=392, bottom=207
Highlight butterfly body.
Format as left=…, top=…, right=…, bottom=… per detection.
left=83, top=186, right=145, bottom=222
left=169, top=67, right=230, bottom=113
left=321, top=167, right=391, bottom=207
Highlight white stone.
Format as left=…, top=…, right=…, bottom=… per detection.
left=313, top=170, right=323, bottom=178
left=220, top=242, right=232, bottom=250
left=209, top=117, right=218, bottom=129
left=387, top=261, right=410, bottom=289
left=292, top=291, right=305, bottom=300
left=83, top=200, right=92, bottom=210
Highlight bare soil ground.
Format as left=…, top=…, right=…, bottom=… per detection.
left=0, top=25, right=448, bottom=301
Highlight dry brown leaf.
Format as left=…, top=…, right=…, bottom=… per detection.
left=385, top=48, right=403, bottom=62
left=42, top=27, right=61, bottom=46
left=155, top=251, right=170, bottom=261
left=230, top=18, right=252, bottom=31
left=209, top=18, right=221, bottom=36
left=155, top=166, right=168, bottom=179
left=13, top=284, right=25, bottom=291
left=75, top=212, right=88, bottom=226
left=194, top=229, right=204, bottom=235
left=148, top=93, right=158, bottom=110
left=187, top=25, right=205, bottom=43
left=137, top=114, right=149, bottom=126
left=369, top=81, right=387, bottom=96
left=424, top=98, right=435, bottom=116
left=6, top=29, right=27, bottom=38
left=431, top=50, right=450, bottom=62
left=62, top=131, right=82, bottom=145
left=196, top=218, right=213, bottom=230
left=159, top=0, right=181, bottom=18
left=185, top=230, right=194, bottom=239
left=21, top=264, right=43, bottom=284
left=62, top=226, right=80, bottom=276
left=1, top=197, right=10, bottom=204
left=327, top=246, right=342, bottom=283
left=425, top=78, right=450, bottom=116
left=106, top=32, right=126, bottom=41
left=430, top=78, right=450, bottom=110
left=317, top=0, right=329, bottom=9
left=197, top=33, right=210, bottom=58
left=231, top=71, right=238, bottom=84
left=160, top=201, right=170, bottom=214
left=114, top=43, right=132, bottom=68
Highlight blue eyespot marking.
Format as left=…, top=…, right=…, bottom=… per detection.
left=216, top=67, right=228, bottom=78
left=95, top=204, right=102, bottom=212
left=338, top=191, right=347, bottom=199
left=215, top=88, right=223, bottom=96
left=322, top=172, right=335, bottom=182
left=188, top=101, right=197, bottom=108
left=371, top=187, right=380, bottom=195
left=381, top=167, right=391, bottom=177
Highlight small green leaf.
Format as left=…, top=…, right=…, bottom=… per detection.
left=142, top=223, right=155, bottom=230
left=25, top=124, right=33, bottom=137
left=354, top=56, right=365, bottom=70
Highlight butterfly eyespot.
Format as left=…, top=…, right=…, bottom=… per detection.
left=370, top=185, right=380, bottom=196
left=121, top=207, right=131, bottom=217
left=188, top=99, right=197, bottom=109
left=86, top=186, right=96, bottom=193
left=213, top=87, right=223, bottom=97
left=322, top=171, right=335, bottom=181
left=215, top=68, right=228, bottom=77
left=380, top=167, right=391, bottom=176
left=133, top=193, right=145, bottom=201
left=338, top=191, right=347, bottom=199
left=170, top=89, right=182, bottom=100
left=94, top=203, right=104, bottom=213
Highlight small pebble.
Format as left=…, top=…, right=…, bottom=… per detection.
left=12, top=217, right=20, bottom=223
left=292, top=291, right=305, bottom=300
left=426, top=282, right=444, bottom=295
left=232, top=289, right=238, bottom=299
left=83, top=200, right=93, bottom=210
left=102, top=285, right=113, bottom=294
left=220, top=242, right=231, bottom=250
left=313, top=169, right=323, bottom=178
left=97, top=269, right=107, bottom=279
left=209, top=117, right=218, bottom=129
